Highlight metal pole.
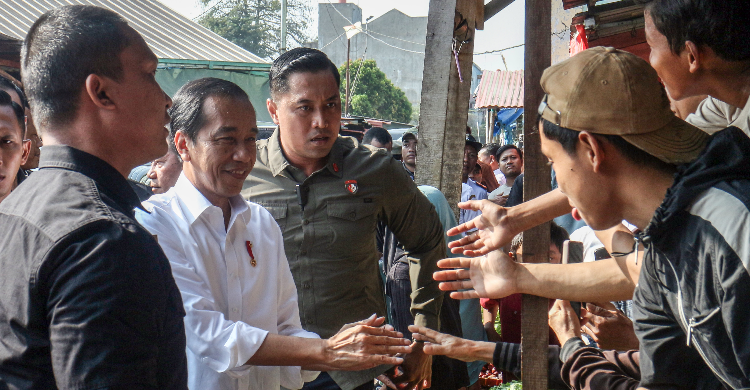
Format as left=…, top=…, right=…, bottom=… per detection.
left=345, top=38, right=351, bottom=117
left=280, top=0, right=287, bottom=52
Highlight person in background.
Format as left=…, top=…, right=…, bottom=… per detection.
left=460, top=139, right=487, bottom=228
left=477, top=143, right=505, bottom=186
left=362, top=126, right=393, bottom=152
left=477, top=161, right=499, bottom=193
left=147, top=132, right=182, bottom=194
left=487, top=145, right=522, bottom=206
left=0, top=90, right=27, bottom=204
left=0, top=5, right=188, bottom=388
left=0, top=73, right=31, bottom=187
left=400, top=132, right=417, bottom=179
left=242, top=48, right=445, bottom=390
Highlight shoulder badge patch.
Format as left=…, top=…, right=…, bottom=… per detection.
left=345, top=179, right=358, bottom=194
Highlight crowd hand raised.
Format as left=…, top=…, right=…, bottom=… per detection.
left=491, top=195, right=509, bottom=207
left=447, top=200, right=515, bottom=256
left=548, top=299, right=582, bottom=345
left=433, top=250, right=519, bottom=300
left=385, top=341, right=432, bottom=390
left=408, top=325, right=477, bottom=363
left=580, top=302, right=639, bottom=351
left=323, top=314, right=412, bottom=371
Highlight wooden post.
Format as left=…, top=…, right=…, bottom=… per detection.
left=521, top=0, right=552, bottom=388
left=417, top=0, right=480, bottom=218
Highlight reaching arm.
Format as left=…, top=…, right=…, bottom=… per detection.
left=434, top=250, right=636, bottom=302
left=448, top=188, right=572, bottom=256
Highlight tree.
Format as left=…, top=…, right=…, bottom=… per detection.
left=197, top=0, right=312, bottom=60
left=339, top=59, right=413, bottom=123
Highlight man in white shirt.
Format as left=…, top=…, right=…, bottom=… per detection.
left=460, top=140, right=488, bottom=228
left=136, top=78, right=410, bottom=390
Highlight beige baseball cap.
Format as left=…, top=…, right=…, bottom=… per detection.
left=538, top=46, right=708, bottom=164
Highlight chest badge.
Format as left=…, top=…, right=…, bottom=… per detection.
left=345, top=179, right=358, bottom=194
left=246, top=241, right=257, bottom=267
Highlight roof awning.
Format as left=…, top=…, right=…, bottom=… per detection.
left=475, top=70, right=524, bottom=109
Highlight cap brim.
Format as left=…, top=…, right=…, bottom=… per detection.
left=620, top=116, right=709, bottom=164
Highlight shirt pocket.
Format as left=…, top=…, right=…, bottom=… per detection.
left=257, top=202, right=288, bottom=231
left=324, top=201, right=379, bottom=253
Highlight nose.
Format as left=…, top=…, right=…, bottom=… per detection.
left=311, top=108, right=328, bottom=129
left=147, top=164, right=158, bottom=180
left=234, top=143, right=254, bottom=164
left=164, top=91, right=173, bottom=109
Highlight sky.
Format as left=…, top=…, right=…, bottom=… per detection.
left=157, top=0, right=527, bottom=71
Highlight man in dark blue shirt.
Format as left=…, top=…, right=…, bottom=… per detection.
left=0, top=5, right=187, bottom=389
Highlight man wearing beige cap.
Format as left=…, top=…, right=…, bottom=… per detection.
left=436, top=47, right=750, bottom=389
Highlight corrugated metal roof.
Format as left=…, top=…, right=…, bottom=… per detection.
left=0, top=0, right=267, bottom=64
left=475, top=70, right=524, bottom=109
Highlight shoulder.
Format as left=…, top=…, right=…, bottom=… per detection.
left=687, top=184, right=750, bottom=258
left=137, top=191, right=183, bottom=230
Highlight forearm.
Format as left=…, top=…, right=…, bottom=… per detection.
left=504, top=188, right=571, bottom=235
left=516, top=258, right=636, bottom=302
left=593, top=226, right=643, bottom=283
left=246, top=333, right=328, bottom=368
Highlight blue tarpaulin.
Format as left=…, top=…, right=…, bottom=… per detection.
left=494, top=108, right=524, bottom=145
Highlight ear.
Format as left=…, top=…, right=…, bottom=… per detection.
left=267, top=98, right=280, bottom=125
left=577, top=131, right=606, bottom=173
left=684, top=41, right=702, bottom=74
left=21, top=138, right=30, bottom=165
left=174, top=130, right=191, bottom=162
left=84, top=74, right=116, bottom=110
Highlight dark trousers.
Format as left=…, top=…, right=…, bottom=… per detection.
left=302, top=372, right=375, bottom=390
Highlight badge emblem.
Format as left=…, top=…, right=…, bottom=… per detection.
left=246, top=241, right=257, bottom=267
left=345, top=179, right=358, bottom=194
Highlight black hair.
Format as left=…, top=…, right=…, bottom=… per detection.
left=269, top=47, right=340, bottom=99
left=636, top=0, right=750, bottom=61
left=21, top=5, right=132, bottom=128
left=0, top=90, right=26, bottom=136
left=550, top=221, right=570, bottom=253
left=0, top=75, right=28, bottom=110
left=362, top=126, right=392, bottom=146
left=496, top=144, right=523, bottom=161
left=169, top=78, right=251, bottom=143
left=540, top=118, right=677, bottom=174
left=479, top=143, right=500, bottom=159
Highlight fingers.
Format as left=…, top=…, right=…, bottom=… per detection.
left=407, top=325, right=441, bottom=341
left=447, top=221, right=477, bottom=237
left=589, top=301, right=618, bottom=312
left=437, top=280, right=474, bottom=292
left=377, top=374, right=398, bottom=390
left=449, top=290, right=479, bottom=300
left=358, top=325, right=408, bottom=340
left=435, top=258, right=473, bottom=270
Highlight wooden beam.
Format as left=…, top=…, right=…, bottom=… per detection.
left=484, top=0, right=514, bottom=22
left=416, top=0, right=477, bottom=218
left=521, top=0, right=551, bottom=388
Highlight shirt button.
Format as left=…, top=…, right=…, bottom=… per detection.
left=232, top=308, right=238, bottom=313
left=303, top=282, right=311, bottom=289
left=300, top=250, right=307, bottom=256
left=349, top=212, right=356, bottom=219
left=303, top=219, right=309, bottom=225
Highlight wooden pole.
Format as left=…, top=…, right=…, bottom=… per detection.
left=521, top=0, right=552, bottom=388
left=345, top=38, right=351, bottom=117
left=417, top=0, right=478, bottom=218
left=280, top=0, right=287, bottom=52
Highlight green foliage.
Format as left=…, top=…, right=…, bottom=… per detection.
left=490, top=381, right=522, bottom=390
left=197, top=0, right=311, bottom=59
left=338, top=59, right=412, bottom=123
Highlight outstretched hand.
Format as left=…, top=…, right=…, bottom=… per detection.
left=548, top=300, right=582, bottom=345
left=323, top=314, right=412, bottom=371
left=433, top=250, right=519, bottom=300
left=580, top=302, right=639, bottom=351
left=447, top=200, right=516, bottom=256
left=408, top=325, right=478, bottom=362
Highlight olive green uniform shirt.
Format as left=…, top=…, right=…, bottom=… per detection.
left=241, top=130, right=444, bottom=341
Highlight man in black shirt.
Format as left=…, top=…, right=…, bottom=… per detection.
left=0, top=5, right=187, bottom=389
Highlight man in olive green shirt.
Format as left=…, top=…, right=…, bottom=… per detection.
left=241, top=48, right=445, bottom=390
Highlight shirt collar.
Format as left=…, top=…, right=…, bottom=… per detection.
left=267, top=127, right=344, bottom=179
left=38, top=145, right=144, bottom=215
left=172, top=173, right=250, bottom=227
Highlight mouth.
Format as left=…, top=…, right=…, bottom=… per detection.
left=225, top=168, right=249, bottom=180
left=310, top=135, right=330, bottom=145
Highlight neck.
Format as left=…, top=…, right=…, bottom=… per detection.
left=462, top=172, right=469, bottom=183
left=618, top=166, right=675, bottom=230
left=183, top=165, right=233, bottom=230
left=43, top=120, right=143, bottom=178
left=505, top=175, right=517, bottom=187
left=701, top=61, right=750, bottom=108
left=404, top=162, right=416, bottom=173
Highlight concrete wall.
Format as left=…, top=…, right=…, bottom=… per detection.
left=551, top=0, right=582, bottom=64
left=319, top=4, right=427, bottom=109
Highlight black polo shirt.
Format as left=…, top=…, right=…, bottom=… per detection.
left=0, top=146, right=187, bottom=389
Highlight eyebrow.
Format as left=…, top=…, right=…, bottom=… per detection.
left=293, top=94, right=339, bottom=105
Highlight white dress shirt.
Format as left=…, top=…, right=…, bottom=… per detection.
left=460, top=180, right=488, bottom=228
left=493, top=168, right=506, bottom=187
left=136, top=174, right=320, bottom=390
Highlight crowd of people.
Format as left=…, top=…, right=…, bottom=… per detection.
left=0, top=1, right=748, bottom=390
